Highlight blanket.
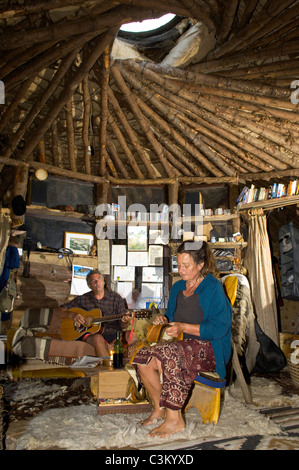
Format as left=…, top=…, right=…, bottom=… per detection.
left=11, top=308, right=95, bottom=366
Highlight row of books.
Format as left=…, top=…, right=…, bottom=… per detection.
left=110, top=203, right=170, bottom=222
left=115, top=211, right=169, bottom=222
left=236, top=181, right=299, bottom=205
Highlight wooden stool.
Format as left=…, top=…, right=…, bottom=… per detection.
left=95, top=366, right=151, bottom=415
left=185, top=374, right=226, bottom=425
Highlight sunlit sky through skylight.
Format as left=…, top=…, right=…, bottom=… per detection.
left=120, top=13, right=175, bottom=33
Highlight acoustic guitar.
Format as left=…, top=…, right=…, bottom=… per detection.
left=60, top=307, right=150, bottom=341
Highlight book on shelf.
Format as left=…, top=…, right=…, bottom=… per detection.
left=235, top=186, right=248, bottom=205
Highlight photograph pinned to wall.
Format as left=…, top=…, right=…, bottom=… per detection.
left=70, top=265, right=93, bottom=295
left=127, top=225, right=147, bottom=251
left=127, top=251, right=148, bottom=266
left=148, top=245, right=163, bottom=266
left=64, top=232, right=94, bottom=255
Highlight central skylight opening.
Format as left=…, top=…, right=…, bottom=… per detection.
left=120, top=13, right=175, bottom=33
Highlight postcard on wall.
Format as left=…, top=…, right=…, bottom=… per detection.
left=97, top=239, right=110, bottom=274
left=148, top=245, right=163, bottom=266
left=142, top=267, right=163, bottom=283
left=127, top=251, right=148, bottom=267
left=111, top=245, right=126, bottom=266
left=70, top=265, right=93, bottom=296
left=114, top=265, right=135, bottom=281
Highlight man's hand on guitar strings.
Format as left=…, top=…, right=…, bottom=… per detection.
left=72, top=311, right=86, bottom=327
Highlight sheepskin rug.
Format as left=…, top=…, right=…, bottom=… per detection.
left=9, top=376, right=299, bottom=450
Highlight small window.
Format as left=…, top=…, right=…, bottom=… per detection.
left=120, top=13, right=176, bottom=34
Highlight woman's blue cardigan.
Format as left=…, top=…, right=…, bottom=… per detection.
left=165, top=273, right=232, bottom=379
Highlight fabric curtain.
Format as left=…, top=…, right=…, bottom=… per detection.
left=0, top=214, right=11, bottom=276
left=244, top=209, right=279, bottom=346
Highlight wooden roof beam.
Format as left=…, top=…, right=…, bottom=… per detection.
left=16, top=29, right=118, bottom=164
left=111, top=64, right=175, bottom=178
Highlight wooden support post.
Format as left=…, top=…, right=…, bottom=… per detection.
left=232, top=342, right=253, bottom=404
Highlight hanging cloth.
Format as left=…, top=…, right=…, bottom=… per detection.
left=244, top=209, right=279, bottom=346
left=0, top=213, right=11, bottom=275
left=0, top=245, right=20, bottom=314
left=0, top=245, right=20, bottom=293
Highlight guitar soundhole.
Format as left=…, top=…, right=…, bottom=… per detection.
left=77, top=324, right=91, bottom=334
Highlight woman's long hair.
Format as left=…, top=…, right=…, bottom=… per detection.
left=177, top=240, right=219, bottom=277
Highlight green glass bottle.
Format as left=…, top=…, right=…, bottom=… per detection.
left=113, top=331, right=123, bottom=369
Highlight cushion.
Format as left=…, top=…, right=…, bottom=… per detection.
left=20, top=308, right=54, bottom=331
left=12, top=327, right=51, bottom=361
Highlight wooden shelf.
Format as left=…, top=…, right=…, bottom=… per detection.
left=183, top=214, right=238, bottom=222
left=26, top=205, right=85, bottom=219
left=238, top=195, right=299, bottom=212
left=209, top=242, right=247, bottom=249
left=97, top=213, right=237, bottom=225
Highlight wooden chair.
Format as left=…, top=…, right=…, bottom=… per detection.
left=184, top=343, right=253, bottom=425
left=185, top=373, right=226, bottom=424
left=185, top=275, right=254, bottom=424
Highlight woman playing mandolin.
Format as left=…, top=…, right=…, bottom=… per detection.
left=132, top=241, right=232, bottom=438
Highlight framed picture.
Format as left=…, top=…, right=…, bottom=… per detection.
left=127, top=225, right=147, bottom=251
left=64, top=232, right=94, bottom=255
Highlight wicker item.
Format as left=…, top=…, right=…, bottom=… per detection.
left=288, top=353, right=299, bottom=387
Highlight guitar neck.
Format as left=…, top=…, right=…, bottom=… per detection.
left=91, top=311, right=149, bottom=324
left=91, top=313, right=124, bottom=324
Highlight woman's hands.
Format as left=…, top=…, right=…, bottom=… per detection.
left=152, top=315, right=185, bottom=338
left=153, top=315, right=168, bottom=326
left=166, top=322, right=186, bottom=338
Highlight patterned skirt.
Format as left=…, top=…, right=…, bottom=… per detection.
left=132, top=338, right=216, bottom=410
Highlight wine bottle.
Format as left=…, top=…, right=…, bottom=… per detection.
left=113, top=330, right=123, bottom=369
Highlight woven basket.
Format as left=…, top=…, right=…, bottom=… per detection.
left=288, top=352, right=299, bottom=387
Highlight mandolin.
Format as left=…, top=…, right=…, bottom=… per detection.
left=146, top=323, right=183, bottom=343
left=60, top=307, right=150, bottom=341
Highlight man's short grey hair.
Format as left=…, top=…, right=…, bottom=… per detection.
left=86, top=269, right=104, bottom=286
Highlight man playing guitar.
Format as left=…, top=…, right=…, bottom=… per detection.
left=56, top=269, right=130, bottom=356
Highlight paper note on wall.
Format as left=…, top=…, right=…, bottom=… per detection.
left=117, top=281, right=133, bottom=305
left=141, top=282, right=163, bottom=299
left=111, top=245, right=126, bottom=265
left=142, top=267, right=163, bottom=283
left=114, top=265, right=135, bottom=281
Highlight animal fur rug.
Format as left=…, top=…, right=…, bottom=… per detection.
left=5, top=376, right=299, bottom=450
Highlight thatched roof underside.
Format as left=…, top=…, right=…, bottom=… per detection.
left=0, top=0, right=299, bottom=196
